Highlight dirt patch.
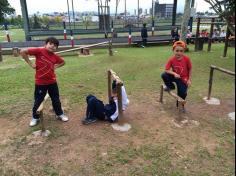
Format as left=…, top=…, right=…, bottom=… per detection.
left=0, top=95, right=235, bottom=175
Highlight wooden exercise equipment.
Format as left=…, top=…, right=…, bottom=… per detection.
left=56, top=41, right=110, bottom=55
left=107, top=69, right=124, bottom=117
left=36, top=93, right=49, bottom=134
left=159, top=84, right=186, bottom=104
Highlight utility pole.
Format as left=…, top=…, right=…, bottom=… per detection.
left=172, top=0, right=177, bottom=27
left=137, top=0, right=139, bottom=27
left=125, top=0, right=127, bottom=25
left=152, top=0, right=155, bottom=36
left=189, top=0, right=195, bottom=32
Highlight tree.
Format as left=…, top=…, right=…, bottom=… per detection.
left=204, top=0, right=235, bottom=35
left=180, top=0, right=191, bottom=43
left=0, top=0, right=15, bottom=23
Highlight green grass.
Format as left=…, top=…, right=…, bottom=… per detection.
left=0, top=44, right=234, bottom=116
left=0, top=44, right=235, bottom=175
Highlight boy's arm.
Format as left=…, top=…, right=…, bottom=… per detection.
left=20, top=49, right=36, bottom=69
left=165, top=69, right=181, bottom=79
left=54, top=60, right=65, bottom=69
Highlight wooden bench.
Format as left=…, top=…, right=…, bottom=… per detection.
left=132, top=39, right=172, bottom=47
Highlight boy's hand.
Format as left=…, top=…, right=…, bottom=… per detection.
left=30, top=63, right=36, bottom=69
left=174, top=73, right=180, bottom=79
left=187, top=80, right=191, bottom=87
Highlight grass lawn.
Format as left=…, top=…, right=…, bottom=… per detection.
left=0, top=43, right=235, bottom=175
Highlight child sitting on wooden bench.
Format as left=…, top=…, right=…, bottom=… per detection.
left=82, top=80, right=129, bottom=125
left=161, top=41, right=192, bottom=112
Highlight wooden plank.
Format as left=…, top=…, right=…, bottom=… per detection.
left=167, top=91, right=186, bottom=104
left=211, top=65, right=235, bottom=76
left=56, top=41, right=109, bottom=54
left=36, top=93, right=50, bottom=113
left=109, top=69, right=123, bottom=85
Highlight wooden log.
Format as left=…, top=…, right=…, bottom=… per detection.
left=56, top=41, right=109, bottom=54
left=167, top=91, right=186, bottom=104
left=36, top=93, right=49, bottom=133
left=109, top=69, right=123, bottom=85
left=36, top=93, right=50, bottom=113
left=211, top=65, right=235, bottom=76
left=159, top=84, right=164, bottom=103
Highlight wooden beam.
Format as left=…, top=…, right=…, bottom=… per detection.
left=56, top=41, right=109, bottom=54
left=109, top=69, right=123, bottom=85
left=36, top=93, right=50, bottom=113
left=211, top=65, right=235, bottom=76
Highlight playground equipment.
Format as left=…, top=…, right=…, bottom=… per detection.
left=159, top=84, right=186, bottom=117
left=55, top=41, right=112, bottom=55
left=107, top=69, right=124, bottom=117
left=33, top=93, right=51, bottom=137
left=207, top=65, right=235, bottom=100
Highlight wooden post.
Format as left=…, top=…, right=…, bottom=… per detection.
left=159, top=84, right=164, bottom=103
left=117, top=83, right=123, bottom=117
left=39, top=111, right=45, bottom=132
left=108, top=70, right=112, bottom=101
left=0, top=45, right=2, bottom=62
left=195, top=17, right=200, bottom=51
left=223, top=26, right=230, bottom=57
left=207, top=66, right=215, bottom=100
left=208, top=18, right=215, bottom=52
left=108, top=40, right=113, bottom=56
left=36, top=93, right=49, bottom=134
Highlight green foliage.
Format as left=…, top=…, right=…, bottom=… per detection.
left=0, top=0, right=15, bottom=23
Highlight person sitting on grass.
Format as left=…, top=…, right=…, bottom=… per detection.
left=20, top=37, right=69, bottom=127
left=161, top=41, right=192, bottom=112
left=82, top=81, right=129, bottom=125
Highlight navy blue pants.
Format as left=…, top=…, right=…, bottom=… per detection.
left=32, top=83, right=63, bottom=119
left=86, top=95, right=105, bottom=120
left=161, top=72, right=188, bottom=100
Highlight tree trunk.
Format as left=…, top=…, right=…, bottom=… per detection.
left=180, top=0, right=191, bottom=43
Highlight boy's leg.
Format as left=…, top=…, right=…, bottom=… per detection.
left=161, top=72, right=176, bottom=90
left=31, top=85, right=48, bottom=126
left=82, top=96, right=100, bottom=125
left=175, top=80, right=188, bottom=112
left=48, top=83, right=66, bottom=120
left=175, top=80, right=188, bottom=100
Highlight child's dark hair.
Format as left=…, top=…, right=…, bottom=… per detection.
left=45, top=37, right=59, bottom=48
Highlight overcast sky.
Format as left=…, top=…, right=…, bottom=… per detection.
left=8, top=0, right=212, bottom=15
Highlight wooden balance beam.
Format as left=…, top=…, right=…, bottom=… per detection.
left=159, top=84, right=186, bottom=105
left=56, top=41, right=110, bottom=54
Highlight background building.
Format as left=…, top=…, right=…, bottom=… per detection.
left=155, top=0, right=173, bottom=18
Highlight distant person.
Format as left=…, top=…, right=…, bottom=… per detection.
left=161, top=41, right=192, bottom=112
left=186, top=30, right=192, bottom=45
left=20, top=37, right=69, bottom=127
left=219, top=29, right=226, bottom=42
left=141, top=23, right=148, bottom=48
left=171, top=27, right=180, bottom=43
left=82, top=81, right=129, bottom=125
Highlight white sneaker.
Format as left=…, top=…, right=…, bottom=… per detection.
left=29, top=118, right=39, bottom=127
left=57, top=114, right=69, bottom=122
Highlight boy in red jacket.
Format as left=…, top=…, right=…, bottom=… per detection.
left=20, top=37, right=69, bottom=127
left=161, top=41, right=192, bottom=111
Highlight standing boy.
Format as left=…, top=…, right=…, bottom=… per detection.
left=161, top=41, right=192, bottom=111
left=20, top=37, right=69, bottom=127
